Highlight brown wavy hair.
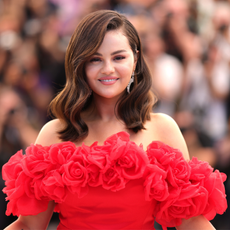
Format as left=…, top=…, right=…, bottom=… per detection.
left=49, top=10, right=157, bottom=142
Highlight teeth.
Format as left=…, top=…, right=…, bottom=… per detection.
left=100, top=79, right=117, bottom=82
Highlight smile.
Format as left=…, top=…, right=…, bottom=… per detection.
left=99, top=79, right=118, bottom=82
left=98, top=78, right=119, bottom=85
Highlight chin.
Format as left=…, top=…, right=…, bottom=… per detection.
left=95, top=91, right=125, bottom=99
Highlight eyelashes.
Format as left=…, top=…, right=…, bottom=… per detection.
left=89, top=56, right=126, bottom=63
left=114, top=56, right=125, bottom=61
left=89, top=57, right=101, bottom=63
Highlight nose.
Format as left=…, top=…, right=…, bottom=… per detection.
left=101, top=60, right=115, bottom=75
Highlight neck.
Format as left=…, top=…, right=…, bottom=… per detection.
left=84, top=94, right=122, bottom=122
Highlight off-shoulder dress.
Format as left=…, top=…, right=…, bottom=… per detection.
left=2, top=132, right=227, bottom=229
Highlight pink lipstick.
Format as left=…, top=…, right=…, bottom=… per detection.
left=98, top=77, right=119, bottom=85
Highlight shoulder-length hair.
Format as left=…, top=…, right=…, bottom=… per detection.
left=49, top=9, right=157, bottom=142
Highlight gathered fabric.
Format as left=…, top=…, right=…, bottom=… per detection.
left=2, top=131, right=227, bottom=229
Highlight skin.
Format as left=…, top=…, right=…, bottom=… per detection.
left=4, top=29, right=216, bottom=230
left=85, top=29, right=136, bottom=101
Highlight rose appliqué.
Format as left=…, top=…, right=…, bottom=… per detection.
left=2, top=131, right=227, bottom=226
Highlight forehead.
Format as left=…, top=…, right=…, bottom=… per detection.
left=97, top=29, right=131, bottom=51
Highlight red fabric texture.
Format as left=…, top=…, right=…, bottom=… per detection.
left=2, top=131, right=227, bottom=229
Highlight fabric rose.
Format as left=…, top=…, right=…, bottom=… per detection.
left=49, top=141, right=76, bottom=165
left=153, top=156, right=228, bottom=228
left=155, top=183, right=208, bottom=228
left=101, top=132, right=134, bottom=191
left=42, top=170, right=67, bottom=203
left=2, top=149, right=50, bottom=216
left=144, top=164, right=169, bottom=201
left=2, top=150, right=25, bottom=216
left=115, top=142, right=149, bottom=180
left=22, top=145, right=52, bottom=179
left=8, top=172, right=50, bottom=216
left=189, top=157, right=227, bottom=220
left=146, top=142, right=226, bottom=229
left=103, top=131, right=130, bottom=148
left=2, top=150, right=24, bottom=186
left=86, top=163, right=103, bottom=187
left=26, top=143, right=50, bottom=156
left=147, top=142, right=178, bottom=166
left=86, top=142, right=110, bottom=187
left=101, top=138, right=126, bottom=191
left=203, top=169, right=227, bottom=219
left=101, top=134, right=149, bottom=191
left=59, top=147, right=90, bottom=198
left=22, top=145, right=54, bottom=200
left=189, top=157, right=213, bottom=184
left=88, top=141, right=111, bottom=169
left=101, top=164, right=126, bottom=191
left=167, top=158, right=191, bottom=188
left=147, top=142, right=191, bottom=188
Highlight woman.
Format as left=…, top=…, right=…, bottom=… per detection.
left=2, top=10, right=227, bottom=230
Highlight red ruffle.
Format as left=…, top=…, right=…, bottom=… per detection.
left=145, top=142, right=227, bottom=228
left=2, top=132, right=227, bottom=228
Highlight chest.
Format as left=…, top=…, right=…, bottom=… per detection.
left=75, top=133, right=157, bottom=152
left=74, top=122, right=159, bottom=151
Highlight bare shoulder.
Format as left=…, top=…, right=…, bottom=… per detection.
left=35, top=119, right=65, bottom=146
left=150, top=112, right=180, bottom=132
left=150, top=113, right=190, bottom=160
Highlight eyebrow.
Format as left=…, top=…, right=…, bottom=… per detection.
left=94, top=50, right=127, bottom=56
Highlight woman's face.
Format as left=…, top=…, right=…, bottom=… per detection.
left=85, top=29, right=137, bottom=100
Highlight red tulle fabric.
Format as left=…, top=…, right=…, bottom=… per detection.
left=2, top=131, right=227, bottom=229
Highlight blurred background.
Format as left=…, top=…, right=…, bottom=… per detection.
left=0, top=0, right=229, bottom=229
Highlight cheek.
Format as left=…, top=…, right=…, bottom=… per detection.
left=85, top=65, right=97, bottom=81
left=118, top=65, right=133, bottom=78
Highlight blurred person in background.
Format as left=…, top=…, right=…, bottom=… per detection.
left=211, top=0, right=230, bottom=63
left=174, top=1, right=230, bottom=157
left=0, top=85, right=39, bottom=229
left=143, top=27, right=184, bottom=117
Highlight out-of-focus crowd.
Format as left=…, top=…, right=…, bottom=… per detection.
left=0, top=0, right=229, bottom=229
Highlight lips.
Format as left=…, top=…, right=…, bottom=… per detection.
left=99, top=79, right=118, bottom=82
left=98, top=77, right=119, bottom=85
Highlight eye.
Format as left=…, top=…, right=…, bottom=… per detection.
left=89, top=57, right=101, bottom=63
left=114, top=56, right=125, bottom=61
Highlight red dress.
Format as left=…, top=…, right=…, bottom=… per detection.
left=2, top=132, right=227, bottom=229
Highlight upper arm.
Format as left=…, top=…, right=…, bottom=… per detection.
left=153, top=114, right=217, bottom=230
left=5, top=201, right=55, bottom=230
left=4, top=120, right=62, bottom=230
left=153, top=113, right=190, bottom=160
left=20, top=201, right=55, bottom=230
left=176, top=215, right=215, bottom=230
